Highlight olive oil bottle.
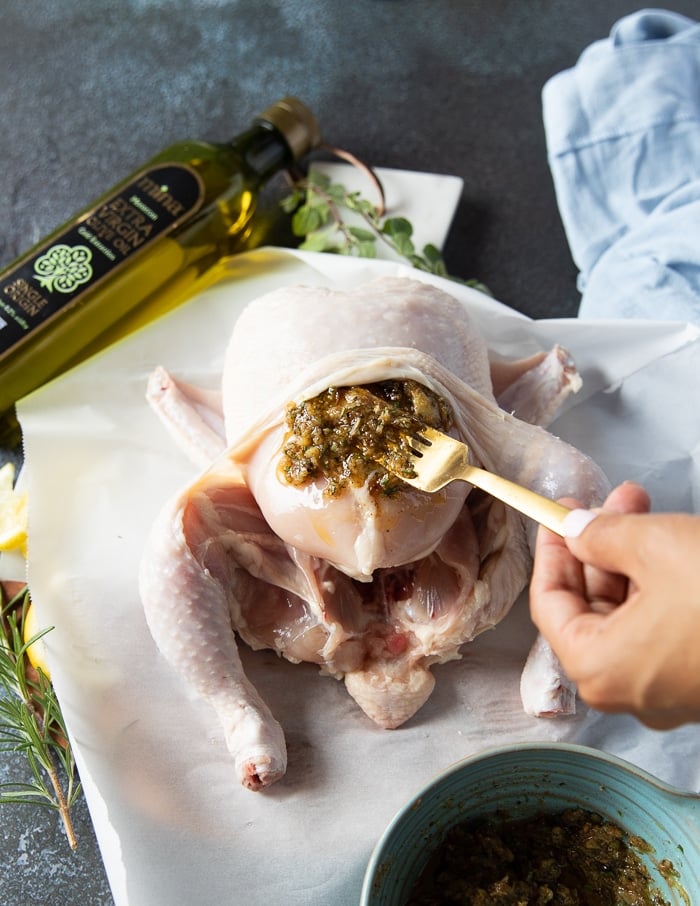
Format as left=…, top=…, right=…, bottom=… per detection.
left=0, top=97, right=320, bottom=434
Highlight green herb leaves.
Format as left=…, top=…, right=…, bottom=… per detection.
left=0, top=584, right=80, bottom=849
left=282, top=170, right=449, bottom=275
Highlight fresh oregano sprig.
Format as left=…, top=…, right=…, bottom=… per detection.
left=282, top=169, right=490, bottom=294
left=281, top=169, right=450, bottom=275
left=0, top=584, right=80, bottom=849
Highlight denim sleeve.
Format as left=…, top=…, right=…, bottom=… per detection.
left=543, top=9, right=700, bottom=322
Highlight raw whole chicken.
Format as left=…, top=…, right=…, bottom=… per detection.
left=139, top=276, right=609, bottom=791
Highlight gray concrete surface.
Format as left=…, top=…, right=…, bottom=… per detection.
left=2, top=2, right=698, bottom=903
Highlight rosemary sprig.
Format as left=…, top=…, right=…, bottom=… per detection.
left=0, top=583, right=80, bottom=849
left=282, top=169, right=490, bottom=293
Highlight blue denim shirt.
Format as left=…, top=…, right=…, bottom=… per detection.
left=543, top=8, right=700, bottom=323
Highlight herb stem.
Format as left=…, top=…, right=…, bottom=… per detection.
left=281, top=167, right=490, bottom=293
left=47, top=752, right=78, bottom=850
left=1, top=582, right=81, bottom=849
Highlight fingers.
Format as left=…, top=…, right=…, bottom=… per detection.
left=529, top=481, right=644, bottom=628
left=571, top=481, right=651, bottom=607
left=530, top=499, right=590, bottom=638
left=601, top=480, right=651, bottom=516
left=530, top=482, right=700, bottom=728
left=529, top=482, right=649, bottom=695
left=561, top=482, right=651, bottom=582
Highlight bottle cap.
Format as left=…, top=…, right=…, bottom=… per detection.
left=256, top=97, right=321, bottom=161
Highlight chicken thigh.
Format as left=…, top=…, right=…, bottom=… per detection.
left=139, top=277, right=609, bottom=790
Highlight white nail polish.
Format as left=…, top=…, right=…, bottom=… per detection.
left=561, top=508, right=598, bottom=538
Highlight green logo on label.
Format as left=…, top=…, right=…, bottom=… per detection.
left=33, top=243, right=93, bottom=294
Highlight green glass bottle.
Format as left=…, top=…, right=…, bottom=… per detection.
left=0, top=97, right=320, bottom=432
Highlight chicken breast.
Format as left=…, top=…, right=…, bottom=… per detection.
left=140, top=276, right=609, bottom=790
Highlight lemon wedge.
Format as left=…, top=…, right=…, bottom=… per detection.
left=0, top=462, right=28, bottom=556
left=22, top=598, right=52, bottom=677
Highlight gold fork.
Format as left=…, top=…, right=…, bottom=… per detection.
left=378, top=425, right=572, bottom=536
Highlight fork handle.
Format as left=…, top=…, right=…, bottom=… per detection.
left=463, top=466, right=571, bottom=535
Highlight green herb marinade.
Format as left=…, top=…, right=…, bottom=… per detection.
left=281, top=380, right=452, bottom=497
left=408, top=808, right=673, bottom=906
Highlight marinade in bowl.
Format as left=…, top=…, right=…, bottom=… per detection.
left=361, top=743, right=700, bottom=906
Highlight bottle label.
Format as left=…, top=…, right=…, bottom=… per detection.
left=0, top=162, right=204, bottom=360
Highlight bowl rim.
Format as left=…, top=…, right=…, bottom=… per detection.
left=360, top=740, right=700, bottom=903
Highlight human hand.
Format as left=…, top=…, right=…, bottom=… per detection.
left=529, top=481, right=700, bottom=729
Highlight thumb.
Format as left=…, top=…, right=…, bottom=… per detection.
left=561, top=481, right=651, bottom=540
left=561, top=508, right=645, bottom=580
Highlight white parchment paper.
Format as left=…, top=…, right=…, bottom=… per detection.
left=12, top=246, right=700, bottom=906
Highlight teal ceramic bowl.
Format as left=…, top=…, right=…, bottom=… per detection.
left=361, top=742, right=700, bottom=905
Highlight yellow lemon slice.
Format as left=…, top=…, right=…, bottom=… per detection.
left=22, top=599, right=52, bottom=678
left=0, top=462, right=28, bottom=556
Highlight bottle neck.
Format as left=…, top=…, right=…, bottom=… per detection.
left=231, top=124, right=295, bottom=183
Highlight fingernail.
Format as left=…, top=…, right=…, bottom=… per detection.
left=561, top=508, right=598, bottom=538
